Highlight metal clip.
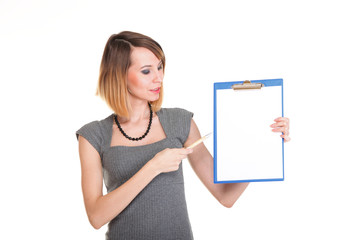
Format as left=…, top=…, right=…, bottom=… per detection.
left=231, top=80, right=263, bottom=90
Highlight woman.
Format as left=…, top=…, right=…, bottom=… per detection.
left=76, top=31, right=290, bottom=240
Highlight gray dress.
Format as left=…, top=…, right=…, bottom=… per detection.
left=76, top=108, right=194, bottom=240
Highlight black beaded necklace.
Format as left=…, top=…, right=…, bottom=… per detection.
left=113, top=102, right=153, bottom=141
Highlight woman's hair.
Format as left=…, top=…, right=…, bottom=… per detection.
left=96, top=31, right=165, bottom=118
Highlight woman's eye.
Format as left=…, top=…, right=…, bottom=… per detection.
left=141, top=65, right=162, bottom=75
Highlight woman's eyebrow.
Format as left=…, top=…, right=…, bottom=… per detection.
left=140, top=60, right=163, bottom=70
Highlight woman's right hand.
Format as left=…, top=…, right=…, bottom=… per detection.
left=150, top=148, right=193, bottom=174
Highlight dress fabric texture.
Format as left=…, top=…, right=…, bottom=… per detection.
left=76, top=108, right=194, bottom=240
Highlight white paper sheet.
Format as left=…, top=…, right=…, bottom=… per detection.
left=215, top=85, right=283, bottom=182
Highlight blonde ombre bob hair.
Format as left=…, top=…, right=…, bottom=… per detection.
left=96, top=31, right=165, bottom=118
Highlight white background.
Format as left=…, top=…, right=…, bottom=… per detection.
left=1, top=0, right=359, bottom=239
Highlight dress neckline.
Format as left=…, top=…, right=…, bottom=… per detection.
left=107, top=108, right=168, bottom=149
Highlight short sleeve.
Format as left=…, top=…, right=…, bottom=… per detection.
left=179, top=109, right=194, bottom=145
left=75, top=121, right=103, bottom=156
left=163, top=108, right=193, bottom=145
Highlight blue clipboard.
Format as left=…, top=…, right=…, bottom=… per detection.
left=213, top=79, right=284, bottom=183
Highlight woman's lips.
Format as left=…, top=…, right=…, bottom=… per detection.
left=150, top=87, right=160, bottom=93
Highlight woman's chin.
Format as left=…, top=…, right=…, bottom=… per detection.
left=148, top=95, right=160, bottom=102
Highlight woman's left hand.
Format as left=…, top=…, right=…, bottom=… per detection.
left=270, top=117, right=291, bottom=142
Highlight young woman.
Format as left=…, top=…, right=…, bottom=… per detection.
left=76, top=31, right=290, bottom=240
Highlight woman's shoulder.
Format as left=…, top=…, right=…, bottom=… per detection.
left=157, top=108, right=193, bottom=144
left=75, top=114, right=113, bottom=156
left=157, top=107, right=193, bottom=118
left=76, top=114, right=113, bottom=139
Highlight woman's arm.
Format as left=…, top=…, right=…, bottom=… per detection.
left=78, top=136, right=192, bottom=229
left=184, top=120, right=249, bottom=208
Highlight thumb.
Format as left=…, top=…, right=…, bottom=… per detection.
left=185, top=147, right=193, bottom=154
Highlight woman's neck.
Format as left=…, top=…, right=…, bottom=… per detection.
left=123, top=100, right=151, bottom=123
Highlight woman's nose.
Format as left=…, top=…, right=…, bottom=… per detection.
left=154, top=71, right=163, bottom=83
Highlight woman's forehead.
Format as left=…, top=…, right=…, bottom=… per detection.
left=130, top=47, right=159, bottom=66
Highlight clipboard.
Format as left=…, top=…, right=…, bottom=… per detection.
left=213, top=79, right=284, bottom=183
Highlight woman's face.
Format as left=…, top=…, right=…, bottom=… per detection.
left=127, top=47, right=164, bottom=103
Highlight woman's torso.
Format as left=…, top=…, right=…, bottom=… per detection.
left=76, top=108, right=194, bottom=240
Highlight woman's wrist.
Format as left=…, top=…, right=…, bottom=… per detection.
left=144, top=159, right=161, bottom=178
